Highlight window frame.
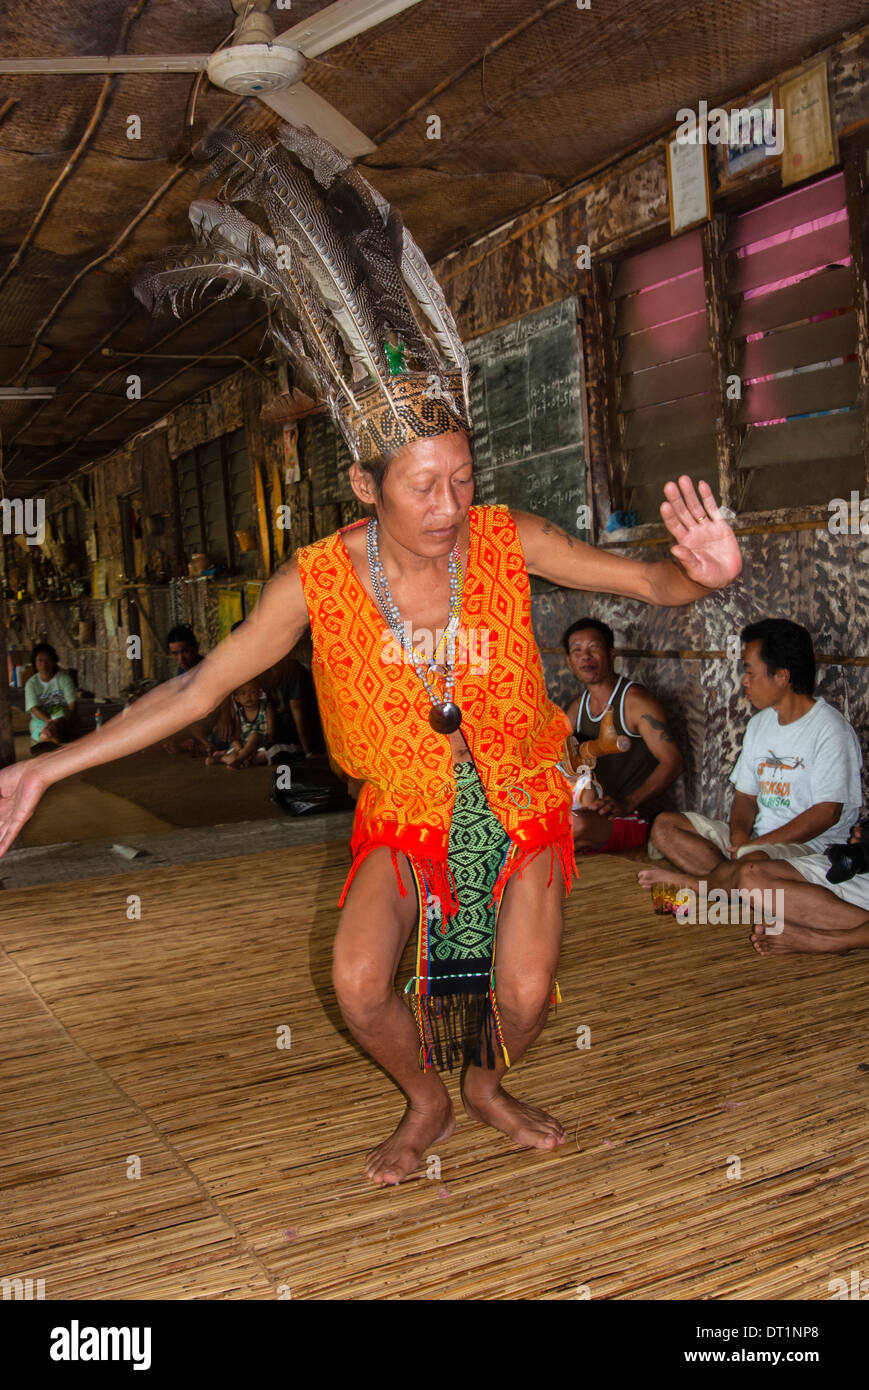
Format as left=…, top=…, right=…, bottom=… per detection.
left=173, top=427, right=252, bottom=573
left=595, top=144, right=869, bottom=540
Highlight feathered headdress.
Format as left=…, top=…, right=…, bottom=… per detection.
left=133, top=120, right=470, bottom=464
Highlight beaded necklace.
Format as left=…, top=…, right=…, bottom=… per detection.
left=367, top=517, right=464, bottom=734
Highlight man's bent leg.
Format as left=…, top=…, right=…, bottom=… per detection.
left=462, top=850, right=566, bottom=1150
left=649, top=812, right=728, bottom=875
left=333, top=847, right=454, bottom=1185
left=708, top=846, right=814, bottom=895
left=734, top=859, right=869, bottom=955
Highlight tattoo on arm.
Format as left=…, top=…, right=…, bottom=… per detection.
left=641, top=712, right=674, bottom=742
left=541, top=518, right=574, bottom=548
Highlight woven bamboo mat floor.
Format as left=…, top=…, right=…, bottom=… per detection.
left=1, top=844, right=867, bottom=1300
left=13, top=746, right=287, bottom=848
left=9, top=699, right=292, bottom=846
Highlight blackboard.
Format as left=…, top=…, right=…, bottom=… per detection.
left=464, top=296, right=589, bottom=540
left=302, top=412, right=356, bottom=508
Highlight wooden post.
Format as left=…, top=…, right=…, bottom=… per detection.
left=0, top=531, right=15, bottom=769
left=589, top=259, right=625, bottom=519
left=702, top=216, right=738, bottom=513
left=843, top=137, right=869, bottom=494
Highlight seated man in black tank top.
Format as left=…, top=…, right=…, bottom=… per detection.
left=562, top=618, right=685, bottom=853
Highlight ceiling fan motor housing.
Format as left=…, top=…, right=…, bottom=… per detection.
left=207, top=44, right=306, bottom=95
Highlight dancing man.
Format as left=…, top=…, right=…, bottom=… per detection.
left=0, top=121, right=742, bottom=1184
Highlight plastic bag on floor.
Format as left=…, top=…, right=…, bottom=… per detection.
left=269, top=763, right=355, bottom=817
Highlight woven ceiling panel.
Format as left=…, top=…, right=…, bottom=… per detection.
left=0, top=0, right=864, bottom=482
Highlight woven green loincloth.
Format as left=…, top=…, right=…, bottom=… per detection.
left=405, top=761, right=511, bottom=1071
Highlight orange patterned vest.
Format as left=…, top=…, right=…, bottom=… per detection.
left=296, top=504, right=576, bottom=914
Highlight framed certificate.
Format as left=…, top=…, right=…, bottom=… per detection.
left=667, top=135, right=711, bottom=235
left=780, top=60, right=837, bottom=186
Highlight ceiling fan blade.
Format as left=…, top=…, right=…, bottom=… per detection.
left=0, top=387, right=56, bottom=399
left=0, top=54, right=210, bottom=76
left=273, top=0, right=422, bottom=59
left=260, top=82, right=375, bottom=157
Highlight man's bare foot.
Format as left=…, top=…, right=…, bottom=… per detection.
left=462, top=1082, right=565, bottom=1150
left=751, top=922, right=855, bottom=956
left=637, top=866, right=699, bottom=890
left=364, top=1097, right=455, bottom=1186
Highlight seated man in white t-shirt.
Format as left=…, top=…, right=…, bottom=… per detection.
left=638, top=619, right=862, bottom=899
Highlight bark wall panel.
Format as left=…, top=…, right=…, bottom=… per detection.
left=534, top=528, right=869, bottom=818
left=585, top=152, right=668, bottom=256
left=442, top=197, right=588, bottom=342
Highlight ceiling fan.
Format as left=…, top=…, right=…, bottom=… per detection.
left=0, top=0, right=423, bottom=157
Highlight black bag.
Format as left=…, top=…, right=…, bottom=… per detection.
left=270, top=763, right=355, bottom=817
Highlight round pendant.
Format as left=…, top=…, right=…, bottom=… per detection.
left=429, top=702, right=462, bottom=735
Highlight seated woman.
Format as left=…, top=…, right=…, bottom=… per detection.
left=25, top=644, right=80, bottom=754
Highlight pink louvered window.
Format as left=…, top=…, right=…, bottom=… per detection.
left=728, top=170, right=860, bottom=511
left=611, top=229, right=718, bottom=522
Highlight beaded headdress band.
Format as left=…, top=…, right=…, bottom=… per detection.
left=134, top=119, right=471, bottom=464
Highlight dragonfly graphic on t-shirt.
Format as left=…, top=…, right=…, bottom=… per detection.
left=755, top=750, right=806, bottom=809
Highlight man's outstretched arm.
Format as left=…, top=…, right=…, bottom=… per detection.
left=514, top=477, right=742, bottom=605
left=0, top=556, right=311, bottom=857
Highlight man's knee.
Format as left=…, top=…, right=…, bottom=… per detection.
left=496, top=970, right=553, bottom=1025
left=650, top=811, right=687, bottom=847
left=734, top=860, right=772, bottom=892
left=331, top=949, right=392, bottom=1017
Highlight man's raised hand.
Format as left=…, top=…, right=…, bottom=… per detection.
left=661, top=477, right=742, bottom=591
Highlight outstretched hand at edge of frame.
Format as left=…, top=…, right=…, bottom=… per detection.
left=0, top=761, right=47, bottom=860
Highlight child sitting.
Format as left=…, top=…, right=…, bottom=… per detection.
left=207, top=681, right=274, bottom=768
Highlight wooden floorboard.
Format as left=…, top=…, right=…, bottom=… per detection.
left=1, top=843, right=867, bottom=1300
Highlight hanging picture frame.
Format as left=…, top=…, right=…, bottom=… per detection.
left=780, top=59, right=837, bottom=187
left=667, top=133, right=711, bottom=235
left=724, top=91, right=781, bottom=176
left=217, top=587, right=243, bottom=641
